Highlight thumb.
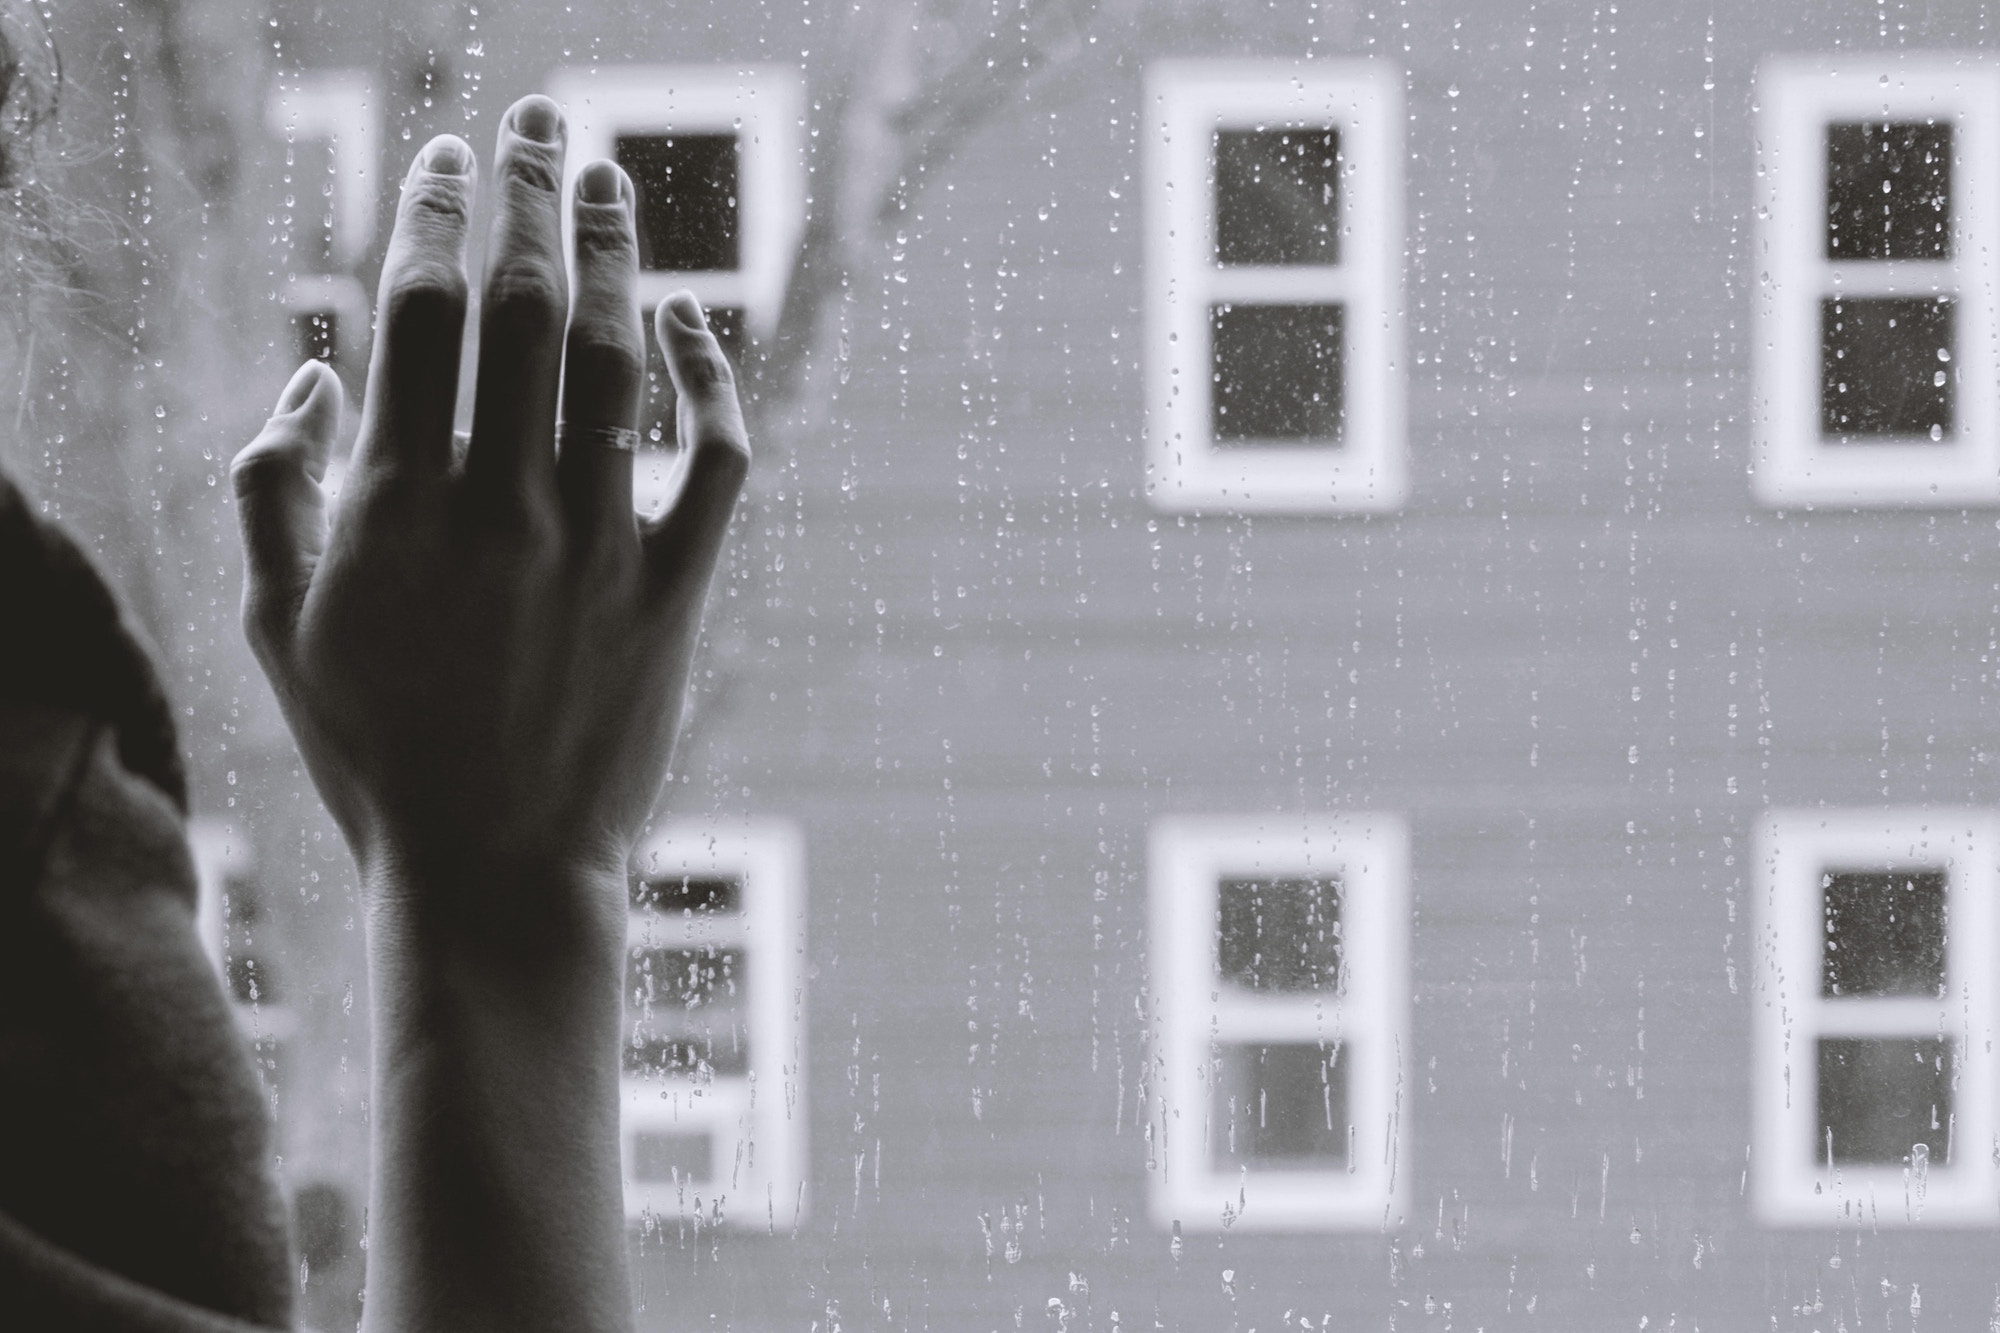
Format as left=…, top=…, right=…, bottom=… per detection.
left=231, top=360, right=341, bottom=651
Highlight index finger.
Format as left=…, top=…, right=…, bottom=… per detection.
left=351, top=135, right=478, bottom=481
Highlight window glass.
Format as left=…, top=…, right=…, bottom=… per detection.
left=616, top=132, right=739, bottom=272
left=1213, top=1041, right=1347, bottom=1167
left=1755, top=811, right=2000, bottom=1225
left=1145, top=60, right=1403, bottom=511
left=1216, top=875, right=1342, bottom=992
left=1213, top=129, right=1340, bottom=266
left=1209, top=302, right=1344, bottom=444
left=33, top=9, right=2000, bottom=1331
left=1825, top=121, right=1952, bottom=261
left=1821, top=869, right=1947, bottom=997
left=1819, top=296, right=1953, bottom=441
left=1756, top=60, right=2000, bottom=503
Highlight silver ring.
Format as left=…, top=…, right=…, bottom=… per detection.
left=452, top=429, right=472, bottom=451
left=558, top=423, right=642, bottom=453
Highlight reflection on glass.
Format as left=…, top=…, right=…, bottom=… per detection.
left=1825, top=121, right=1952, bottom=261
left=1217, top=876, right=1342, bottom=993
left=1819, top=296, right=1953, bottom=440
left=1214, top=129, right=1340, bottom=267
left=1816, top=1036, right=1952, bottom=1166
left=615, top=132, right=739, bottom=272
left=1210, top=302, right=1344, bottom=443
left=1821, top=869, right=1947, bottom=998
left=1213, top=1041, right=1347, bottom=1167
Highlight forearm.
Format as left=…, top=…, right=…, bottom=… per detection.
left=360, top=866, right=633, bottom=1333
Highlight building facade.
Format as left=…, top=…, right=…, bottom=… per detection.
left=20, top=0, right=2000, bottom=1329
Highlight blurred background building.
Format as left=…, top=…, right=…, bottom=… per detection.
left=12, top=0, right=2000, bottom=1329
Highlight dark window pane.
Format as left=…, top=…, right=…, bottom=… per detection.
left=1215, top=128, right=1340, bottom=266
left=291, top=1180, right=358, bottom=1277
left=1820, top=296, right=1953, bottom=441
left=1817, top=1037, right=1952, bottom=1167
left=627, top=945, right=743, bottom=1010
left=640, top=305, right=743, bottom=448
left=1821, top=869, right=1947, bottom=998
left=223, top=873, right=277, bottom=1005
left=1213, top=1042, right=1347, bottom=1168
left=226, top=954, right=276, bottom=1006
left=624, top=1028, right=750, bottom=1078
left=292, top=309, right=337, bottom=367
left=1826, top=121, right=1952, bottom=261
left=1217, top=876, right=1342, bottom=992
left=615, top=133, right=738, bottom=272
left=1211, top=302, right=1343, bottom=444
left=631, top=1130, right=710, bottom=1183
left=631, top=872, right=743, bottom=914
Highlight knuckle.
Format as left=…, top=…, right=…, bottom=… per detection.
left=693, top=424, right=752, bottom=484
left=566, top=329, right=644, bottom=387
left=573, top=206, right=638, bottom=262
left=678, top=338, right=736, bottom=395
left=474, top=485, right=561, bottom=547
left=484, top=263, right=567, bottom=331
left=229, top=438, right=298, bottom=496
left=500, top=142, right=564, bottom=197
left=384, top=264, right=470, bottom=330
left=398, top=172, right=474, bottom=228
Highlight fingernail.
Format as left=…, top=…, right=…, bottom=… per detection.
left=578, top=160, right=624, bottom=205
left=274, top=361, right=321, bottom=414
left=421, top=135, right=472, bottom=176
left=511, top=96, right=562, bottom=145
left=666, top=291, right=706, bottom=331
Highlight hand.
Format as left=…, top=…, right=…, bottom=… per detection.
left=230, top=97, right=748, bottom=949
left=230, top=95, right=747, bottom=1333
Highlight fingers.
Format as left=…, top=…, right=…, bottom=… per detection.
left=642, top=293, right=751, bottom=600
left=556, top=160, right=644, bottom=543
left=232, top=360, right=343, bottom=653
left=353, top=135, right=475, bottom=480
left=464, top=95, right=570, bottom=507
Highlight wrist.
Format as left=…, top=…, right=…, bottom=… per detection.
left=358, top=845, right=630, bottom=977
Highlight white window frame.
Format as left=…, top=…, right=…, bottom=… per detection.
left=1143, top=59, right=1404, bottom=515
left=1752, top=57, right=2000, bottom=507
left=1753, top=808, right=2000, bottom=1226
left=264, top=70, right=379, bottom=269
left=622, top=819, right=807, bottom=1230
left=186, top=818, right=299, bottom=1044
left=547, top=64, right=805, bottom=342
left=1149, top=814, right=1409, bottom=1231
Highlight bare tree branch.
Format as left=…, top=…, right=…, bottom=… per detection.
left=745, top=0, right=1107, bottom=420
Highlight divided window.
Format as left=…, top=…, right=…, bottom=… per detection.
left=620, top=821, right=807, bottom=1227
left=547, top=66, right=804, bottom=511
left=1144, top=60, right=1403, bottom=513
left=187, top=820, right=299, bottom=1070
left=1753, top=811, right=1999, bottom=1225
left=1150, top=815, right=1408, bottom=1230
left=264, top=71, right=376, bottom=378
left=1753, top=58, right=2000, bottom=506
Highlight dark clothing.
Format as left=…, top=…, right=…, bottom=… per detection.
left=0, top=471, right=293, bottom=1330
